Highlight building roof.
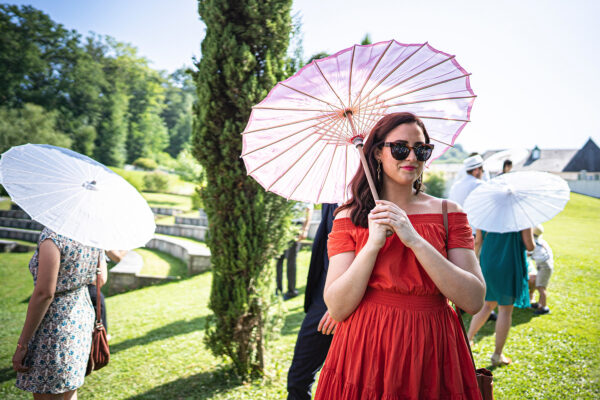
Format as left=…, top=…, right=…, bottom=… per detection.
left=520, top=149, right=578, bottom=172
left=563, top=138, right=600, bottom=172
left=481, top=138, right=599, bottom=173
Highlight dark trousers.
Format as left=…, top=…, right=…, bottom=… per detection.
left=287, top=299, right=333, bottom=400
left=88, top=285, right=107, bottom=332
left=277, top=241, right=298, bottom=294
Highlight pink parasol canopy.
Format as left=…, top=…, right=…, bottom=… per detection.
left=242, top=40, right=476, bottom=203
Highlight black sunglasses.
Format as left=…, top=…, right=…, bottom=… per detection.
left=382, top=141, right=434, bottom=161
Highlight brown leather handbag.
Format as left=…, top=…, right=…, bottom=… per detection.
left=86, top=270, right=110, bottom=376
left=443, top=200, right=494, bottom=400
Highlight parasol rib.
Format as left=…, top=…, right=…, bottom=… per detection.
left=287, top=140, right=332, bottom=200
left=241, top=119, right=330, bottom=157
left=252, top=106, right=333, bottom=112
left=266, top=131, right=332, bottom=191
left=378, top=95, right=477, bottom=109
left=243, top=114, right=336, bottom=135
left=357, top=42, right=427, bottom=106
left=315, top=144, right=340, bottom=204
left=3, top=154, right=77, bottom=182
left=366, top=54, right=457, bottom=102
left=348, top=45, right=355, bottom=108
left=279, top=82, right=339, bottom=109
left=247, top=117, right=339, bottom=175
left=313, top=61, right=347, bottom=109
left=353, top=40, right=394, bottom=107
left=366, top=73, right=473, bottom=108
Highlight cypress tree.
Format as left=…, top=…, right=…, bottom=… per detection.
left=193, top=0, right=294, bottom=378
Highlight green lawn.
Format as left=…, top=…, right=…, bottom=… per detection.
left=136, top=248, right=188, bottom=278
left=0, top=193, right=598, bottom=399
left=143, top=192, right=192, bottom=211
left=0, top=198, right=11, bottom=210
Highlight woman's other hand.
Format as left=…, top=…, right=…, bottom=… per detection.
left=318, top=310, right=338, bottom=335
left=12, top=344, right=29, bottom=372
left=369, top=200, right=421, bottom=248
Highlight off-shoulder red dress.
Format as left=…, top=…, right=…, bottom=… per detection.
left=314, top=213, right=482, bottom=400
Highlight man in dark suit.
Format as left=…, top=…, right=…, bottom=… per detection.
left=287, top=203, right=338, bottom=400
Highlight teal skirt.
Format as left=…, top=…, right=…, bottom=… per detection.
left=480, top=231, right=530, bottom=307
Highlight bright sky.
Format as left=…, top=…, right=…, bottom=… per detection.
left=11, top=0, right=600, bottom=153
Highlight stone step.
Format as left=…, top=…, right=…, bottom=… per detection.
left=0, top=209, right=31, bottom=220
left=0, top=239, right=36, bottom=253
left=155, top=224, right=207, bottom=241
left=0, top=227, right=41, bottom=243
left=174, top=216, right=208, bottom=227
left=146, top=235, right=211, bottom=275
left=151, top=207, right=184, bottom=216
left=0, top=217, right=44, bottom=231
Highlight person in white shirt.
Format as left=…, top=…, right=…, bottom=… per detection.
left=448, top=154, right=485, bottom=206
left=527, top=225, right=554, bottom=315
left=448, top=154, right=497, bottom=321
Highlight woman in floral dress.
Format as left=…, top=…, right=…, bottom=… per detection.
left=12, top=228, right=107, bottom=399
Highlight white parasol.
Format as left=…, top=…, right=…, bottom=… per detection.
left=463, top=171, right=570, bottom=233
left=0, top=144, right=156, bottom=249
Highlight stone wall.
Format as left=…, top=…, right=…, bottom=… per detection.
left=155, top=224, right=207, bottom=241
left=0, top=217, right=44, bottom=231
left=0, top=210, right=30, bottom=219
left=174, top=216, right=208, bottom=226
left=108, top=250, right=178, bottom=294
left=0, top=227, right=40, bottom=242
left=151, top=207, right=183, bottom=216
left=146, top=236, right=211, bottom=275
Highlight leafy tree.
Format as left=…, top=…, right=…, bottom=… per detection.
left=193, top=0, right=295, bottom=378
left=0, top=104, right=71, bottom=153
left=361, top=33, right=373, bottom=45
left=424, top=171, right=447, bottom=198
left=163, top=68, right=196, bottom=158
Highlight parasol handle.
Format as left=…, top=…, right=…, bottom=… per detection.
left=354, top=141, right=393, bottom=237
left=355, top=143, right=379, bottom=201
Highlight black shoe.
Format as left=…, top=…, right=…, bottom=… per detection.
left=283, top=290, right=299, bottom=300
left=530, top=302, right=540, bottom=309
left=534, top=306, right=550, bottom=315
left=487, top=311, right=497, bottom=322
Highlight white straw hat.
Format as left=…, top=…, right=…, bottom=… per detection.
left=463, top=155, right=484, bottom=171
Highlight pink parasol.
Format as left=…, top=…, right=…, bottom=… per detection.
left=242, top=39, right=476, bottom=203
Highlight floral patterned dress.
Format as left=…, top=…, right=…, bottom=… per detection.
left=16, top=228, right=102, bottom=394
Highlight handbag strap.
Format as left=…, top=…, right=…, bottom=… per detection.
left=95, top=254, right=102, bottom=326
left=442, top=200, right=477, bottom=371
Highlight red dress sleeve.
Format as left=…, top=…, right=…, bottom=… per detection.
left=327, top=218, right=357, bottom=257
left=447, top=213, right=475, bottom=249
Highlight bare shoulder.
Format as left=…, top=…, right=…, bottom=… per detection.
left=335, top=208, right=351, bottom=219
left=446, top=199, right=464, bottom=213
left=416, top=193, right=464, bottom=213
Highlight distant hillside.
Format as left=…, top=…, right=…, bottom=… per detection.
left=434, top=143, right=469, bottom=163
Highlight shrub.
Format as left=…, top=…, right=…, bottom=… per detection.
left=133, top=157, right=158, bottom=171
left=110, top=168, right=145, bottom=192
left=143, top=171, right=170, bottom=192
left=424, top=171, right=446, bottom=198
left=191, top=187, right=203, bottom=210
left=174, top=148, right=203, bottom=182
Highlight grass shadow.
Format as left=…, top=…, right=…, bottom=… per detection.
left=111, top=315, right=207, bottom=355
left=464, top=307, right=537, bottom=344
left=126, top=365, right=244, bottom=400
left=0, top=366, right=16, bottom=384
left=281, top=307, right=305, bottom=336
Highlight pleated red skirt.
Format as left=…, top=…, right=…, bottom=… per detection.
left=315, top=289, right=482, bottom=400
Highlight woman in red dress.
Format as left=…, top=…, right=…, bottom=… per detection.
left=314, top=112, right=486, bottom=400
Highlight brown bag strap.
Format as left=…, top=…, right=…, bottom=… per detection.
left=442, top=200, right=477, bottom=371
left=95, top=254, right=103, bottom=326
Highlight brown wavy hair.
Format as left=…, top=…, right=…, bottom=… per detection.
left=335, top=112, right=430, bottom=228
